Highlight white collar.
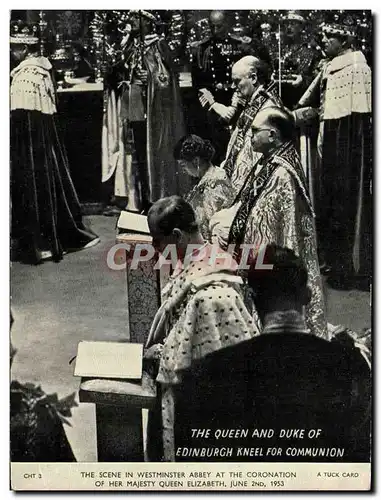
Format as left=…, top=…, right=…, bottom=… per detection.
left=11, top=56, right=52, bottom=78
left=327, top=50, right=367, bottom=74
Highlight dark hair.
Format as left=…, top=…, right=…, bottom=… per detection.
left=326, top=31, right=353, bottom=46
left=27, top=43, right=40, bottom=54
left=11, top=43, right=39, bottom=54
left=147, top=195, right=199, bottom=236
left=72, top=41, right=87, bottom=57
left=258, top=106, right=296, bottom=142
left=248, top=245, right=308, bottom=304
left=174, top=135, right=215, bottom=162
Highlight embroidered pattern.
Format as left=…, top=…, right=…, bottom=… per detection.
left=223, top=82, right=279, bottom=178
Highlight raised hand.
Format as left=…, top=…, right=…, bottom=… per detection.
left=199, top=88, right=215, bottom=108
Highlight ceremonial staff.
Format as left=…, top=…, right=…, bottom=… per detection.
left=138, top=10, right=147, bottom=117
left=139, top=10, right=144, bottom=69
left=39, top=10, right=47, bottom=56
left=278, top=20, right=282, bottom=97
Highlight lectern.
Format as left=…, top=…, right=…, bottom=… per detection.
left=79, top=373, right=156, bottom=461
left=75, top=211, right=168, bottom=461
left=75, top=341, right=156, bottom=461
left=115, top=211, right=171, bottom=344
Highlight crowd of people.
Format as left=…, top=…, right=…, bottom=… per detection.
left=10, top=10, right=372, bottom=463
left=140, top=11, right=372, bottom=462
left=10, top=10, right=372, bottom=287
left=144, top=197, right=370, bottom=462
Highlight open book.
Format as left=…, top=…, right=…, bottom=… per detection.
left=117, top=211, right=150, bottom=235
left=74, top=341, right=143, bottom=380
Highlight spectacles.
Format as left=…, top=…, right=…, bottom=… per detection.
left=251, top=127, right=273, bottom=135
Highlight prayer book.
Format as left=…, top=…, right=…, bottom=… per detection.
left=74, top=341, right=143, bottom=380
left=117, top=211, right=150, bottom=235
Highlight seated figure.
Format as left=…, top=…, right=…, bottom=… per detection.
left=144, top=196, right=258, bottom=461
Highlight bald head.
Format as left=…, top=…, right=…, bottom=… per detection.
left=251, top=106, right=296, bottom=154
left=209, top=10, right=229, bottom=39
left=210, top=10, right=226, bottom=23
left=233, top=56, right=261, bottom=79
left=232, top=56, right=268, bottom=99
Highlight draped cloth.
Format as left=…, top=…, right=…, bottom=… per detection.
left=297, top=50, right=372, bottom=279
left=101, top=89, right=139, bottom=208
left=185, top=166, right=234, bottom=241
left=210, top=142, right=328, bottom=340
left=102, top=36, right=188, bottom=210
left=10, top=56, right=98, bottom=264
left=320, top=51, right=372, bottom=278
left=147, top=244, right=259, bottom=461
left=10, top=380, right=77, bottom=462
left=320, top=114, right=372, bottom=278
left=295, top=71, right=324, bottom=218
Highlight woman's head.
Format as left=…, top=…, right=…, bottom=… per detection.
left=174, top=135, right=215, bottom=178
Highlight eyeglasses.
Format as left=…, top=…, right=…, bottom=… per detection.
left=251, top=127, right=273, bottom=135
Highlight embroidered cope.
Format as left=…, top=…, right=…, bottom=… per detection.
left=210, top=144, right=328, bottom=340
left=185, top=167, right=234, bottom=241
left=221, top=84, right=282, bottom=195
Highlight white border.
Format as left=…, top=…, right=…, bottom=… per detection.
left=2, top=3, right=378, bottom=498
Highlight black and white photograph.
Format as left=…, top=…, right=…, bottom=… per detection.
left=9, top=8, right=372, bottom=491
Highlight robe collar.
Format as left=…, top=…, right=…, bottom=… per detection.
left=326, top=50, right=367, bottom=75
left=11, top=56, right=52, bottom=79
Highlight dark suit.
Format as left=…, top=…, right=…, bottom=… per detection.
left=174, top=331, right=370, bottom=462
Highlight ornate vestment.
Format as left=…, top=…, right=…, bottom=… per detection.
left=211, top=142, right=328, bottom=339
left=185, top=166, right=234, bottom=241
left=148, top=244, right=259, bottom=461
left=222, top=83, right=282, bottom=195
